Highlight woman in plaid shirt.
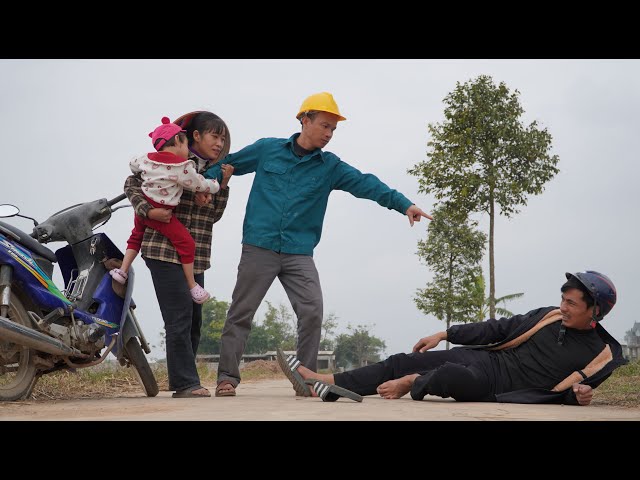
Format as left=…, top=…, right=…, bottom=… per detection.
left=124, top=111, right=234, bottom=398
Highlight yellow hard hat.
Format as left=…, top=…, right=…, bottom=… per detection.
left=296, top=92, right=346, bottom=121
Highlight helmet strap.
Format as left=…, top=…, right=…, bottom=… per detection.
left=590, top=306, right=598, bottom=329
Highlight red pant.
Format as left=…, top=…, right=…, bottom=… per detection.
left=126, top=204, right=195, bottom=264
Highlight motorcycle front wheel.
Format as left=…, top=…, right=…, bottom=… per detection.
left=125, top=337, right=159, bottom=397
left=0, top=292, right=38, bottom=401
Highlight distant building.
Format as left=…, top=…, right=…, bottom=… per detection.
left=265, top=351, right=335, bottom=371
left=622, top=322, right=640, bottom=361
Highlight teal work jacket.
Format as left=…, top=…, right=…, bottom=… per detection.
left=205, top=133, right=413, bottom=255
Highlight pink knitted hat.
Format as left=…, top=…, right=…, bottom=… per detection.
left=149, top=117, right=186, bottom=151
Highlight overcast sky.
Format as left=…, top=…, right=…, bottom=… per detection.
left=1, top=59, right=638, bottom=359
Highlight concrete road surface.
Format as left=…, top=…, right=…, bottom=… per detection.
left=1, top=379, right=639, bottom=421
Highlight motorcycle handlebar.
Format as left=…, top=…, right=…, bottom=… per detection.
left=107, top=193, right=127, bottom=207
left=32, top=194, right=128, bottom=244
left=31, top=224, right=52, bottom=240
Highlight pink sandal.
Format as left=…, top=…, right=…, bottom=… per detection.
left=190, top=284, right=211, bottom=304
left=109, top=268, right=128, bottom=285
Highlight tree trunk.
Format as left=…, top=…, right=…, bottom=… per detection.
left=447, top=255, right=453, bottom=350
left=446, top=318, right=450, bottom=350
left=489, top=190, right=496, bottom=319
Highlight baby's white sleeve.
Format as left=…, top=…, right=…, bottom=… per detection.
left=179, top=162, right=220, bottom=194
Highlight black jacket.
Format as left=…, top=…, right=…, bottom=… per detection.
left=443, top=306, right=627, bottom=404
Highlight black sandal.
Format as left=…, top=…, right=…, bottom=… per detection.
left=305, top=378, right=363, bottom=402
left=172, top=385, right=211, bottom=398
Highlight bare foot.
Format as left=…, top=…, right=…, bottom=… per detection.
left=296, top=365, right=335, bottom=397
left=376, top=374, right=420, bottom=399
left=191, top=387, right=211, bottom=396
left=296, top=365, right=334, bottom=383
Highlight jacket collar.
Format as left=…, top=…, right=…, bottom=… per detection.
left=286, top=133, right=325, bottom=162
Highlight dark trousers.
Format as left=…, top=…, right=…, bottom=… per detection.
left=145, top=258, right=204, bottom=391
left=334, top=347, right=497, bottom=402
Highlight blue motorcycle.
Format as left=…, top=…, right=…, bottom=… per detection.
left=0, top=194, right=159, bottom=400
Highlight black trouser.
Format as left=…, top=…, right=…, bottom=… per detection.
left=334, top=347, right=497, bottom=402
left=145, top=258, right=204, bottom=392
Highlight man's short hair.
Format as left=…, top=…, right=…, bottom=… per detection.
left=299, top=110, right=320, bottom=125
left=561, top=277, right=595, bottom=308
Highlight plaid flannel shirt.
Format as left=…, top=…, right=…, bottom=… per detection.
left=123, top=153, right=230, bottom=274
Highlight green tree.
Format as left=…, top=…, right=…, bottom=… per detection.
left=472, top=275, right=524, bottom=322
left=409, top=75, right=559, bottom=319
left=320, top=312, right=339, bottom=350
left=205, top=300, right=343, bottom=355
left=263, top=301, right=296, bottom=350
left=199, top=296, right=230, bottom=354
left=277, top=303, right=337, bottom=349
left=246, top=301, right=296, bottom=353
left=243, top=324, right=271, bottom=354
left=334, top=324, right=386, bottom=369
left=414, top=203, right=486, bottom=349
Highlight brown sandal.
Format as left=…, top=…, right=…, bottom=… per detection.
left=215, top=380, right=237, bottom=397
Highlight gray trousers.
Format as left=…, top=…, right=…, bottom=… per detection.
left=217, top=244, right=323, bottom=386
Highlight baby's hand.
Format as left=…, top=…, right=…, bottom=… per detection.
left=221, top=164, right=234, bottom=188
left=221, top=164, right=234, bottom=179
left=194, top=192, right=212, bottom=206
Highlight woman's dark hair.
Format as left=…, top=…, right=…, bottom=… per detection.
left=187, top=111, right=231, bottom=160
left=561, top=277, right=595, bottom=309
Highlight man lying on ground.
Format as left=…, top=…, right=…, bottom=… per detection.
left=279, top=271, right=625, bottom=406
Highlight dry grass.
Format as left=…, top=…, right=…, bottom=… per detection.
left=195, top=359, right=286, bottom=383
left=30, top=363, right=170, bottom=400
left=28, top=360, right=285, bottom=400
left=238, top=359, right=287, bottom=381
left=591, top=361, right=640, bottom=408
left=25, top=359, right=640, bottom=407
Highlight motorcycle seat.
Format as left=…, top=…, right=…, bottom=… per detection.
left=0, top=221, right=58, bottom=263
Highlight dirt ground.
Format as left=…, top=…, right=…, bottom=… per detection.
left=1, top=378, right=639, bottom=421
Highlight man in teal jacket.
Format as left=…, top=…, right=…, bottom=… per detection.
left=207, top=92, right=432, bottom=396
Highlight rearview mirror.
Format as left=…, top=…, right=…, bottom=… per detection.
left=0, top=204, right=20, bottom=218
